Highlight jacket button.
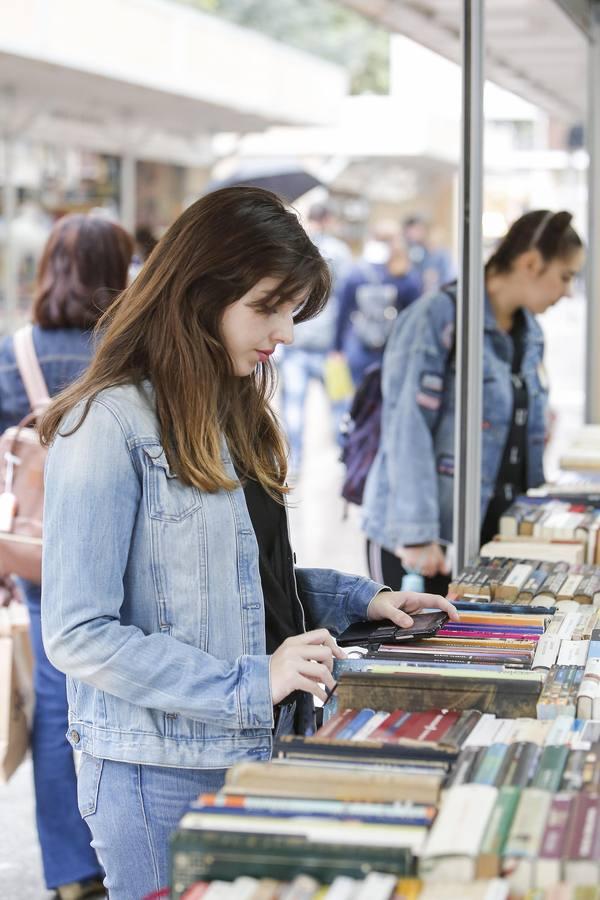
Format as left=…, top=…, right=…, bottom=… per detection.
left=70, top=730, right=80, bottom=744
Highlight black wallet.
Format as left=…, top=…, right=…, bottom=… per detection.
left=337, top=611, right=448, bottom=646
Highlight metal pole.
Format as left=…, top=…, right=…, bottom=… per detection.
left=585, top=4, right=600, bottom=423
left=2, top=134, right=18, bottom=331
left=119, top=152, right=136, bottom=234
left=453, top=0, right=485, bottom=573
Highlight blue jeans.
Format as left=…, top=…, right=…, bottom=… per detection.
left=278, top=347, right=347, bottom=473
left=20, top=581, right=102, bottom=889
left=78, top=754, right=227, bottom=900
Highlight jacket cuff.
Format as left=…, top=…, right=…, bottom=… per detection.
left=346, top=577, right=390, bottom=625
left=391, top=521, right=440, bottom=547
left=237, top=655, right=275, bottom=729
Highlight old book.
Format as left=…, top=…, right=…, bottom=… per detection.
left=530, top=744, right=570, bottom=792
left=563, top=791, right=600, bottom=885
left=557, top=640, right=590, bottom=667
left=502, top=787, right=553, bottom=895
left=535, top=792, right=575, bottom=889
left=576, top=658, right=600, bottom=719
left=336, top=669, right=543, bottom=719
left=532, top=634, right=561, bottom=670
left=475, top=785, right=521, bottom=879
left=480, top=539, right=584, bottom=565
left=419, top=784, right=498, bottom=882
left=224, top=761, right=443, bottom=805
left=170, top=830, right=413, bottom=899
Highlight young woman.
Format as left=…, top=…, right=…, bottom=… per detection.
left=0, top=213, right=132, bottom=900
left=39, top=188, right=457, bottom=900
left=362, top=209, right=585, bottom=592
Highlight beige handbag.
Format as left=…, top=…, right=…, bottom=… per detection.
left=0, top=326, right=50, bottom=584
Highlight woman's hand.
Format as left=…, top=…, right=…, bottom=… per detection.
left=270, top=628, right=347, bottom=705
left=396, top=542, right=450, bottom=578
left=367, top=590, right=460, bottom=629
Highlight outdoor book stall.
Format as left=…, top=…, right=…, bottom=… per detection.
left=153, top=1, right=600, bottom=897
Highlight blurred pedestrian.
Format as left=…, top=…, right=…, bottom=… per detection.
left=403, top=213, right=455, bottom=293
left=40, top=187, right=456, bottom=899
left=363, top=210, right=584, bottom=591
left=278, top=202, right=352, bottom=475
left=335, top=220, right=422, bottom=386
left=0, top=213, right=133, bottom=900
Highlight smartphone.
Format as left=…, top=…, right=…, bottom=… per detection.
left=337, top=611, right=449, bottom=647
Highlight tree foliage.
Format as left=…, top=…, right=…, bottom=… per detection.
left=178, top=0, right=389, bottom=94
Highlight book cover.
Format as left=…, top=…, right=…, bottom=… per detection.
left=475, top=785, right=521, bottom=879
left=535, top=792, right=575, bottom=889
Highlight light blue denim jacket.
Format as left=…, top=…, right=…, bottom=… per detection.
left=42, top=382, right=384, bottom=768
left=362, top=288, right=547, bottom=550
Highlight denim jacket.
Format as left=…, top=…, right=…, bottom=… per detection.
left=42, top=382, right=385, bottom=768
left=0, top=325, right=93, bottom=433
left=362, top=288, right=547, bottom=550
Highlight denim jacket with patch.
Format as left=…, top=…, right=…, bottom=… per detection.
left=361, top=288, right=547, bottom=550
left=42, top=382, right=385, bottom=768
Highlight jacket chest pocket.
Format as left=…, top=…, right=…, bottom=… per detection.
left=143, top=448, right=202, bottom=522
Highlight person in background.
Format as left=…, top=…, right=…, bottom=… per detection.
left=334, top=220, right=422, bottom=387
left=39, top=187, right=457, bottom=899
left=278, top=202, right=352, bottom=475
left=403, top=213, right=455, bottom=293
left=0, top=213, right=133, bottom=900
left=362, top=210, right=584, bottom=592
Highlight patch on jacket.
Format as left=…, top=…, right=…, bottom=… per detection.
left=416, top=391, right=441, bottom=411
left=420, top=372, right=444, bottom=393
left=441, top=322, right=455, bottom=350
left=437, top=453, right=454, bottom=476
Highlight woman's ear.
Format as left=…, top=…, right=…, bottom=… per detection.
left=514, top=248, right=544, bottom=277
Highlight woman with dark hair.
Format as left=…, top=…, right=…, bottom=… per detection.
left=39, top=188, right=457, bottom=899
left=362, top=209, right=585, bottom=592
left=0, top=213, right=132, bottom=900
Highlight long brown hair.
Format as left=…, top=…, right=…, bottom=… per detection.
left=40, top=188, right=331, bottom=495
left=33, top=213, right=133, bottom=329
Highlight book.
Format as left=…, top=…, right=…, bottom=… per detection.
left=532, top=635, right=561, bottom=670
left=535, top=792, right=576, bottom=889
left=170, top=830, right=414, bottom=899
left=502, top=787, right=553, bottom=895
left=475, top=785, right=522, bottom=879
left=336, top=669, right=543, bottom=719
left=419, top=784, right=498, bottom=882
left=224, top=761, right=443, bottom=805
left=563, top=791, right=600, bottom=885
left=576, top=658, right=600, bottom=719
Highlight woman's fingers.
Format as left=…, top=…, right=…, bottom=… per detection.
left=296, top=675, right=329, bottom=703
left=297, top=659, right=336, bottom=692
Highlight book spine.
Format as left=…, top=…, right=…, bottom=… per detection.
left=531, top=744, right=570, bottom=792
left=334, top=708, right=376, bottom=741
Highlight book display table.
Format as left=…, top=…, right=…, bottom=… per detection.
left=168, top=490, right=600, bottom=899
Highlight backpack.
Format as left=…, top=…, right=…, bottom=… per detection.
left=0, top=326, right=50, bottom=584
left=340, top=284, right=457, bottom=506
left=350, top=264, right=399, bottom=350
left=339, top=363, right=382, bottom=506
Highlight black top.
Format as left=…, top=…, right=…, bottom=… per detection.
left=241, top=476, right=301, bottom=655
left=481, top=310, right=529, bottom=544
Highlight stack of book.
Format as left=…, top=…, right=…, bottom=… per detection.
left=450, top=557, right=600, bottom=609
left=559, top=425, right=600, bottom=473
left=498, top=496, right=600, bottom=564
left=421, top=714, right=600, bottom=893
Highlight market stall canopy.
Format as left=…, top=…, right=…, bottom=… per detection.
left=0, top=0, right=348, bottom=166
left=339, top=0, right=592, bottom=123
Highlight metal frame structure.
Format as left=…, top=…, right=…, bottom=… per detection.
left=453, top=0, right=485, bottom=573
left=586, top=2, right=600, bottom=423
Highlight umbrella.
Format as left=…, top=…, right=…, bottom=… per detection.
left=205, top=160, right=323, bottom=203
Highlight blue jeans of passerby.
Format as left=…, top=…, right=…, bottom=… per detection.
left=343, top=332, right=383, bottom=387
left=20, top=581, right=103, bottom=890
left=279, top=347, right=347, bottom=474
left=77, top=754, right=227, bottom=899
